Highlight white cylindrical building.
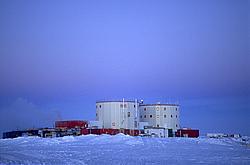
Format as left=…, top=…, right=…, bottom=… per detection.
left=139, top=103, right=180, bottom=131
left=96, top=100, right=140, bottom=129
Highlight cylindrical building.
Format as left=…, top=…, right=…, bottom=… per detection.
left=96, top=100, right=140, bottom=129
left=139, top=103, right=180, bottom=131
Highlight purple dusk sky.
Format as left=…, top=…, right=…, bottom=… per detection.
left=0, top=0, right=249, bottom=136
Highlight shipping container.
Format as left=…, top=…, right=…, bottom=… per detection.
left=80, top=129, right=89, bottom=135
left=80, top=128, right=139, bottom=136
left=175, top=129, right=199, bottom=138
left=55, top=120, right=88, bottom=129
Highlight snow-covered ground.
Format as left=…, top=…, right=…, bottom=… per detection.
left=0, top=134, right=250, bottom=165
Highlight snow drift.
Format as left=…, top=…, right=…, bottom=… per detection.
left=0, top=134, right=250, bottom=165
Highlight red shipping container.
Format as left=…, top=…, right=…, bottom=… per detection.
left=175, top=129, right=199, bottom=138
left=83, top=128, right=140, bottom=136
left=80, top=129, right=89, bottom=135
left=127, top=130, right=139, bottom=136
left=55, top=120, right=88, bottom=129
left=133, top=130, right=139, bottom=136
left=119, top=129, right=139, bottom=136
left=88, top=129, right=101, bottom=135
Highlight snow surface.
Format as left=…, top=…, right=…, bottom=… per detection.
left=0, top=134, right=250, bottom=165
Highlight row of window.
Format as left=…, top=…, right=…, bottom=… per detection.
left=156, top=124, right=178, bottom=127
left=96, top=112, right=132, bottom=117
left=96, top=105, right=177, bottom=110
left=96, top=114, right=178, bottom=128
left=120, top=104, right=127, bottom=108
left=121, top=104, right=137, bottom=108
left=97, top=113, right=177, bottom=118
left=97, top=104, right=137, bottom=109
left=140, top=115, right=177, bottom=118
left=144, top=107, right=178, bottom=111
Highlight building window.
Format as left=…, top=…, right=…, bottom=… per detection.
left=144, top=108, right=146, bottom=111
left=96, top=105, right=97, bottom=109
left=134, top=105, right=136, bottom=108
left=164, top=107, right=166, bottom=110
left=96, top=113, right=98, bottom=117
left=176, top=115, right=177, bottom=118
left=128, top=112, right=130, bottom=117
left=164, top=115, right=166, bottom=118
left=176, top=108, right=177, bottom=111
left=99, top=105, right=101, bottom=108
left=176, top=124, right=178, bottom=127
left=157, top=124, right=159, bottom=127
left=171, top=115, right=172, bottom=118
left=140, top=115, right=142, bottom=118
left=120, top=104, right=127, bottom=108
left=134, top=121, right=137, bottom=128
left=150, top=115, right=152, bottom=118
left=144, top=115, right=146, bottom=118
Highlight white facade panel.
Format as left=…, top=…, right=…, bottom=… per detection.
left=96, top=101, right=139, bottom=129
left=139, top=104, right=180, bottom=131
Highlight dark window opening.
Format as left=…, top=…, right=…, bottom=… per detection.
left=128, top=112, right=130, bottom=117
left=150, top=115, right=152, bottom=118
left=99, top=105, right=101, bottom=108
left=164, top=115, right=166, bottom=118
left=144, top=108, right=146, bottom=111
left=171, top=115, right=173, bottom=118
left=144, top=115, right=146, bottom=118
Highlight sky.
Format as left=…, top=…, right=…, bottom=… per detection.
left=0, top=0, right=249, bottom=136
